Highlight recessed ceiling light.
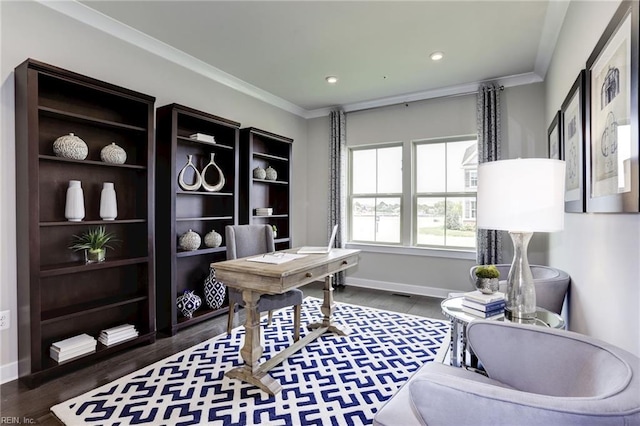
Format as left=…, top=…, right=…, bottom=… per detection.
left=325, top=76, right=338, bottom=84
left=430, top=51, right=444, bottom=61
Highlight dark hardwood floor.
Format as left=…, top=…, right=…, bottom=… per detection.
left=0, top=283, right=446, bottom=425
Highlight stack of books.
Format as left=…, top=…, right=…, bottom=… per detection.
left=462, top=291, right=506, bottom=319
left=255, top=207, right=273, bottom=216
left=50, top=333, right=97, bottom=363
left=98, top=324, right=139, bottom=346
left=189, top=133, right=215, bottom=144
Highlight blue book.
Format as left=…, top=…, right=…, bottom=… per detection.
left=462, top=304, right=505, bottom=318
left=462, top=298, right=506, bottom=312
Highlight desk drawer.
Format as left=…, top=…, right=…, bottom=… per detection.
left=328, top=256, right=358, bottom=274
left=283, top=264, right=328, bottom=288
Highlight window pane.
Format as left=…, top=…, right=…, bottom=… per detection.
left=352, top=198, right=375, bottom=241
left=352, top=197, right=400, bottom=243
left=416, top=144, right=445, bottom=192
left=447, top=140, right=477, bottom=192
left=377, top=146, right=402, bottom=193
left=352, top=149, right=377, bottom=194
left=416, top=197, right=445, bottom=246
left=375, top=197, right=401, bottom=243
left=445, top=197, right=477, bottom=248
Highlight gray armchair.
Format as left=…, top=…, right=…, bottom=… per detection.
left=469, top=264, right=570, bottom=315
left=374, top=321, right=640, bottom=426
left=225, top=225, right=302, bottom=341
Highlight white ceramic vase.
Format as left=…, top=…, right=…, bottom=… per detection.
left=179, top=229, right=201, bottom=251
left=65, top=180, right=85, bottom=222
left=100, top=143, right=127, bottom=164
left=100, top=182, right=118, bottom=220
left=204, top=230, right=222, bottom=248
left=178, top=154, right=202, bottom=191
left=53, top=133, right=88, bottom=160
left=201, top=153, right=225, bottom=192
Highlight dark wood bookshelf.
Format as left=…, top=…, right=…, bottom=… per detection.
left=239, top=127, right=293, bottom=250
left=155, top=104, right=239, bottom=335
left=14, top=59, right=156, bottom=387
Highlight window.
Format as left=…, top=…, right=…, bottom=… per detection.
left=350, top=145, right=402, bottom=244
left=348, top=137, right=477, bottom=251
left=415, top=138, right=477, bottom=249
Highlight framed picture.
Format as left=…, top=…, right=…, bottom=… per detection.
left=561, top=70, right=586, bottom=212
left=585, top=0, right=639, bottom=212
left=548, top=111, right=562, bottom=160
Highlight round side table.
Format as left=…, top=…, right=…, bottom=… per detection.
left=441, top=296, right=565, bottom=368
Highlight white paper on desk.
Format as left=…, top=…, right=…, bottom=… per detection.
left=246, top=253, right=307, bottom=264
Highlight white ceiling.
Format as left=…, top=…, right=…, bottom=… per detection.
left=64, top=1, right=568, bottom=117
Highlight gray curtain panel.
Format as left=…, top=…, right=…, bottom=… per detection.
left=476, top=83, right=502, bottom=265
left=329, top=110, right=347, bottom=287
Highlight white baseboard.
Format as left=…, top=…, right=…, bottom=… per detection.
left=1, top=360, right=18, bottom=384
left=345, top=277, right=451, bottom=299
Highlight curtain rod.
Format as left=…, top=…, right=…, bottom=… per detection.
left=344, top=85, right=505, bottom=114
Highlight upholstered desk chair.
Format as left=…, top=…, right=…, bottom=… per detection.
left=225, top=225, right=302, bottom=341
left=469, top=264, right=570, bottom=315
left=406, top=321, right=640, bottom=425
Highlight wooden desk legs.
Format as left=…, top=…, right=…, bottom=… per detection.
left=226, top=275, right=349, bottom=395
left=307, top=274, right=350, bottom=336
left=225, top=289, right=282, bottom=395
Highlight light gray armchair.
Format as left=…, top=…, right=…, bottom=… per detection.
left=405, top=321, right=640, bottom=426
left=469, top=264, right=570, bottom=315
left=225, top=225, right=302, bottom=341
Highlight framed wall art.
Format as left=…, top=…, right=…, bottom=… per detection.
left=548, top=111, right=562, bottom=161
left=585, top=0, right=639, bottom=213
left=561, top=70, right=586, bottom=212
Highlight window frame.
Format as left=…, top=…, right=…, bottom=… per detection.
left=348, top=142, right=404, bottom=245
left=413, top=136, right=478, bottom=251
left=346, top=135, right=477, bottom=258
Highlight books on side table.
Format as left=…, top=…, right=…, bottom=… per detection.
left=462, top=291, right=506, bottom=319
left=99, top=324, right=139, bottom=346
left=50, top=333, right=97, bottom=363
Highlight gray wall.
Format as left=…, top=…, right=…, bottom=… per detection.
left=0, top=0, right=308, bottom=382
left=544, top=0, right=639, bottom=356
left=306, top=84, right=550, bottom=297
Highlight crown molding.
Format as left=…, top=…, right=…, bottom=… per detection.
left=306, top=72, right=543, bottom=117
left=35, top=0, right=309, bottom=118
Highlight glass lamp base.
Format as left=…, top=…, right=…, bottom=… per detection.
left=505, top=308, right=537, bottom=323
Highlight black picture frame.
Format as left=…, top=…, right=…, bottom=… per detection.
left=548, top=110, right=562, bottom=160
left=585, top=0, right=639, bottom=213
left=561, top=70, right=586, bottom=213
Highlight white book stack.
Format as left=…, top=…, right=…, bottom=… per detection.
left=98, top=324, right=139, bottom=346
left=255, top=207, right=273, bottom=216
left=189, top=133, right=215, bottom=144
left=50, top=333, right=97, bottom=363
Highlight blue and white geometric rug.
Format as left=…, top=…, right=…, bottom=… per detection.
left=51, top=297, right=449, bottom=426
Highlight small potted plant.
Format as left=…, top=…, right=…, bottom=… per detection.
left=474, top=264, right=500, bottom=294
left=69, top=226, right=119, bottom=263
left=271, top=225, right=277, bottom=239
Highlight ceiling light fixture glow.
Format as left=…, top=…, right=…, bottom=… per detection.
left=430, top=51, right=444, bottom=61
left=325, top=76, right=338, bottom=84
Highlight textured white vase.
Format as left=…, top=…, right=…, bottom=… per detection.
left=100, top=182, right=118, bottom=220
left=65, top=180, right=85, bottom=222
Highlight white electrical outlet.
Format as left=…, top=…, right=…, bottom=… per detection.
left=0, top=310, right=9, bottom=330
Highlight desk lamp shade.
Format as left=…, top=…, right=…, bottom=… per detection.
left=477, top=158, right=566, bottom=320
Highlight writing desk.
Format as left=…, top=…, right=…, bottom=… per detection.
left=212, top=248, right=360, bottom=395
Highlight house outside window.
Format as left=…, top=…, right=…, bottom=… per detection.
left=348, top=136, right=477, bottom=251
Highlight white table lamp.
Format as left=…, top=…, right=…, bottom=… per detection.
left=477, top=158, right=565, bottom=321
